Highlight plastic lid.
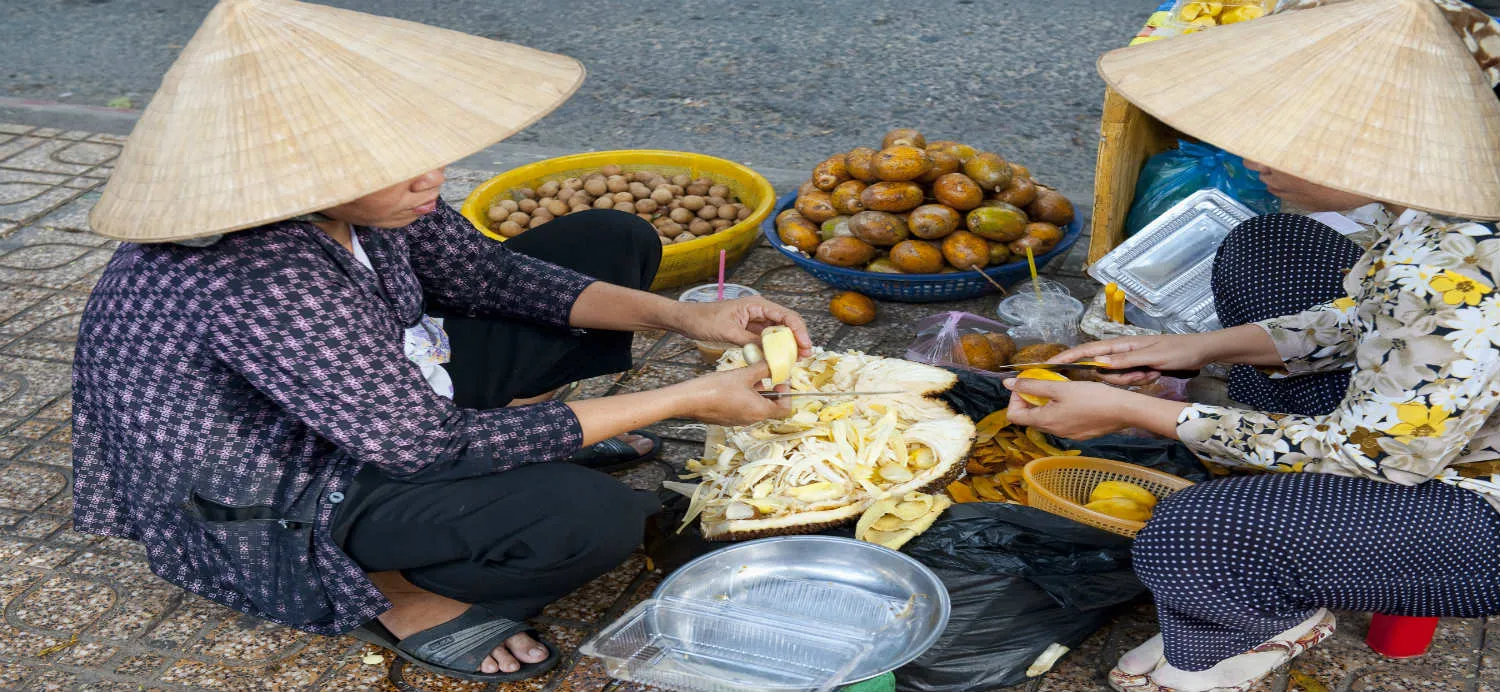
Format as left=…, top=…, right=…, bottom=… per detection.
left=679, top=283, right=761, bottom=303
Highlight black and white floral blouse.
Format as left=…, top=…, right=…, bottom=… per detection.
left=1178, top=207, right=1500, bottom=512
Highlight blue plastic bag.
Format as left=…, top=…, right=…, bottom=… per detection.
left=1125, top=141, right=1280, bottom=237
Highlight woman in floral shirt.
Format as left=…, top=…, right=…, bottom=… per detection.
left=1008, top=1, right=1500, bottom=691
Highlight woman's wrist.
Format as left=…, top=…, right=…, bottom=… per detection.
left=1119, top=389, right=1189, bottom=438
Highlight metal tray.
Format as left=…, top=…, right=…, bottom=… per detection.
left=652, top=535, right=951, bottom=684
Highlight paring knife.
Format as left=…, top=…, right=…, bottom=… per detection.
left=992, top=362, right=1201, bottom=379
left=760, top=390, right=906, bottom=399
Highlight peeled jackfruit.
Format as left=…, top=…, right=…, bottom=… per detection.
left=1016, top=368, right=1069, bottom=406
left=761, top=326, right=798, bottom=385
left=1089, top=480, right=1158, bottom=509
left=1084, top=496, right=1153, bottom=522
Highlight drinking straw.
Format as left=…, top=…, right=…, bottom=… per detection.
left=716, top=249, right=727, bottom=301
left=1025, top=247, right=1042, bottom=302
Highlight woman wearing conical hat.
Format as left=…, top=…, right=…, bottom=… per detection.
left=1007, top=1, right=1500, bottom=690
left=70, top=0, right=810, bottom=682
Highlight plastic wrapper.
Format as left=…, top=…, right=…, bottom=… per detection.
left=1124, top=142, right=1279, bottom=238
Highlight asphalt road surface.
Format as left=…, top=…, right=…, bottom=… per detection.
left=2, top=0, right=1161, bottom=193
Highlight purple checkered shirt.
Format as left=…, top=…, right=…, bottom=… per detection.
left=72, top=200, right=595, bottom=634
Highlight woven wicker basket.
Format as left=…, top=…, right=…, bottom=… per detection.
left=1023, top=456, right=1194, bottom=538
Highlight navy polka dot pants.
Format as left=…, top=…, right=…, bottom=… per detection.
left=1135, top=473, right=1500, bottom=671
left=1135, top=215, right=1500, bottom=671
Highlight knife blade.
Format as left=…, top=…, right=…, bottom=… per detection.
left=759, top=390, right=906, bottom=399
left=992, top=362, right=1200, bottom=379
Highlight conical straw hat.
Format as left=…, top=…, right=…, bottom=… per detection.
left=91, top=0, right=584, bottom=242
left=1098, top=0, right=1500, bottom=220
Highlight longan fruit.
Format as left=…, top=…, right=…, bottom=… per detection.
left=563, top=177, right=583, bottom=189
left=659, top=221, right=683, bottom=236
left=670, top=207, right=695, bottom=224
left=570, top=203, right=591, bottom=214
left=697, top=205, right=718, bottom=220
left=651, top=187, right=673, bottom=205
left=636, top=212, right=654, bottom=222
left=686, top=183, right=710, bottom=196
left=614, top=201, right=637, bottom=213
left=689, top=218, right=714, bottom=235
left=635, top=198, right=659, bottom=214
left=682, top=195, right=706, bottom=211
left=498, top=220, right=525, bottom=237
left=556, top=188, right=575, bottom=202
left=612, top=191, right=634, bottom=204
left=518, top=198, right=538, bottom=213
left=709, top=184, right=730, bottom=199
left=659, top=235, right=672, bottom=245
left=711, top=219, right=732, bottom=231
left=515, top=187, right=536, bottom=200
left=538, top=180, right=560, bottom=197
left=594, top=196, right=614, bottom=210
left=672, top=174, right=692, bottom=187
left=487, top=205, right=509, bottom=221
left=737, top=206, right=752, bottom=220
left=600, top=164, right=624, bottom=177
left=497, top=199, right=519, bottom=213
left=544, top=199, right=568, bottom=216
left=584, top=178, right=608, bottom=196
left=507, top=211, right=531, bottom=226
left=629, top=182, right=652, bottom=199
left=708, top=196, right=728, bottom=208
left=606, top=176, right=629, bottom=193
left=674, top=231, right=697, bottom=243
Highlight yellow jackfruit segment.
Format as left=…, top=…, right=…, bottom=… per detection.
left=761, top=326, right=798, bottom=385
left=1084, top=497, right=1153, bottom=522
left=1089, top=480, right=1158, bottom=509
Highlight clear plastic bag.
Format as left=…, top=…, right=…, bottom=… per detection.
left=906, top=312, right=1030, bottom=373
left=1125, top=141, right=1279, bottom=238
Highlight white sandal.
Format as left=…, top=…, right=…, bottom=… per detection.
left=1108, top=609, right=1337, bottom=692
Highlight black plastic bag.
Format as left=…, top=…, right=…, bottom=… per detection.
left=896, top=503, right=1141, bottom=691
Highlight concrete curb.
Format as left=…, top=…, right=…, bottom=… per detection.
left=0, top=96, right=1092, bottom=202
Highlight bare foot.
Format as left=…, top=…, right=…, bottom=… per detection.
left=368, top=571, right=548, bottom=675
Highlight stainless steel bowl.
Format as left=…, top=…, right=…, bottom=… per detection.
left=654, top=535, right=950, bottom=684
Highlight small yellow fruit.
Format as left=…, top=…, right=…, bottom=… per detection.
left=1016, top=368, right=1069, bottom=406
left=1089, top=480, right=1159, bottom=509
left=1084, top=497, right=1153, bottom=522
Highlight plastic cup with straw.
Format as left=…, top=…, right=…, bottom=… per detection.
left=677, top=250, right=760, bottom=364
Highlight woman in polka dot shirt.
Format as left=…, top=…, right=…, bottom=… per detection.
left=1007, top=1, right=1500, bottom=691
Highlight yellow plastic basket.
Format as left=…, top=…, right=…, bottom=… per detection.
left=460, top=150, right=777, bottom=291
left=1023, top=456, right=1195, bottom=538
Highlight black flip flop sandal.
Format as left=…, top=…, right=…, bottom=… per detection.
left=565, top=429, right=661, bottom=472
left=352, top=604, right=558, bottom=682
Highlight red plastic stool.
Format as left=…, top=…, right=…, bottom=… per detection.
left=1365, top=613, right=1439, bottom=658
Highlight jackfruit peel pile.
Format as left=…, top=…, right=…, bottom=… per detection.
left=666, top=347, right=975, bottom=543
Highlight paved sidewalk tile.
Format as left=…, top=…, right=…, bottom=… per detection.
left=0, top=123, right=1491, bottom=691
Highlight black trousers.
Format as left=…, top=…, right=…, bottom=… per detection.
left=1210, top=214, right=1364, bottom=415
left=332, top=209, right=664, bottom=620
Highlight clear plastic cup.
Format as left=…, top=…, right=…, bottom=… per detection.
left=997, top=292, right=1085, bottom=346
left=996, top=280, right=1073, bottom=325
left=678, top=283, right=761, bottom=364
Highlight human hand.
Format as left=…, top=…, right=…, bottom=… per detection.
left=677, top=297, right=814, bottom=357
left=1047, top=334, right=1210, bottom=386
left=675, top=361, right=793, bottom=426
left=1002, top=378, right=1145, bottom=440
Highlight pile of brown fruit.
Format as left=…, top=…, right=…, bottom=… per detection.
left=776, top=129, right=1075, bottom=274
left=486, top=164, right=752, bottom=244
